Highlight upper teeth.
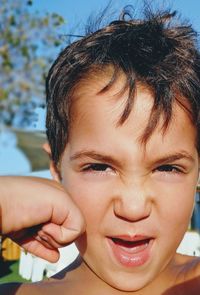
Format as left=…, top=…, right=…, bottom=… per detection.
left=112, top=238, right=150, bottom=247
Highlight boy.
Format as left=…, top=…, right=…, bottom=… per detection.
left=1, top=7, right=200, bottom=295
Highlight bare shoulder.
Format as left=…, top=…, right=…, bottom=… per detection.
left=180, top=255, right=200, bottom=294
left=0, top=281, right=62, bottom=295
left=172, top=254, right=200, bottom=294
left=180, top=254, right=200, bottom=275
left=0, top=282, right=40, bottom=295
left=189, top=255, right=200, bottom=278
left=160, top=254, right=200, bottom=295
left=0, top=281, right=70, bottom=295
left=0, top=257, right=82, bottom=295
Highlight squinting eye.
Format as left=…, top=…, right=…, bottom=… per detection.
left=156, top=165, right=181, bottom=173
left=83, top=163, right=111, bottom=172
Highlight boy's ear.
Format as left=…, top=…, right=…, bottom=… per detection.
left=43, top=142, right=61, bottom=182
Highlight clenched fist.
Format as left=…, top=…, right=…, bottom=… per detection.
left=0, top=176, right=85, bottom=262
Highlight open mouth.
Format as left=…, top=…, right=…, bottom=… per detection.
left=107, top=236, right=153, bottom=267
left=110, top=237, right=151, bottom=253
left=112, top=237, right=151, bottom=247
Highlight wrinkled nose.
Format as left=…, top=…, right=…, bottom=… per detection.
left=113, top=183, right=152, bottom=222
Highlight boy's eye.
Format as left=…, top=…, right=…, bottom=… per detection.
left=155, top=164, right=181, bottom=173
left=82, top=163, right=112, bottom=172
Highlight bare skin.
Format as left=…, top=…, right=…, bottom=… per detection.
left=1, top=254, right=200, bottom=295
left=0, top=176, right=85, bottom=262
left=1, top=72, right=200, bottom=294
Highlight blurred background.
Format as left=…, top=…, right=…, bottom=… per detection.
left=0, top=0, right=200, bottom=175
left=0, top=0, right=200, bottom=284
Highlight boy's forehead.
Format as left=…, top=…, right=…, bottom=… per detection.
left=73, top=67, right=124, bottom=98
left=71, top=67, right=151, bottom=111
left=70, top=68, right=126, bottom=122
left=71, top=68, right=193, bottom=125
left=66, top=65, right=196, bottom=151
left=70, top=71, right=196, bottom=144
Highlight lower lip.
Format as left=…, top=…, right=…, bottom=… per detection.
left=107, top=237, right=153, bottom=267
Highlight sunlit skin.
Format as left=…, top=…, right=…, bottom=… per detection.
left=4, top=71, right=200, bottom=295
left=48, top=71, right=200, bottom=294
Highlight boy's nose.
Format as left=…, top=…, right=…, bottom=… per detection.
left=113, top=183, right=152, bottom=222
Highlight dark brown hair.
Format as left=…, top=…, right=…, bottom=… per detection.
left=46, top=7, right=200, bottom=164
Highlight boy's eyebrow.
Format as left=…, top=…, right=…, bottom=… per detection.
left=151, top=151, right=195, bottom=166
left=70, top=150, right=195, bottom=165
left=70, top=150, right=120, bottom=166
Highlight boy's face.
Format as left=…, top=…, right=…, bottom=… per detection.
left=59, top=72, right=199, bottom=291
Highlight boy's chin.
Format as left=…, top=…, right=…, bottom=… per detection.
left=88, top=262, right=156, bottom=293
left=101, top=272, right=153, bottom=292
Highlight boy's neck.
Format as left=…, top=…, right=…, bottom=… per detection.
left=56, top=253, right=194, bottom=295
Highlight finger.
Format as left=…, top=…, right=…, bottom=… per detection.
left=36, top=230, right=64, bottom=248
left=35, top=234, right=59, bottom=250
left=44, top=203, right=86, bottom=245
left=18, top=237, right=60, bottom=262
left=50, top=196, right=86, bottom=237
left=41, top=223, right=82, bottom=245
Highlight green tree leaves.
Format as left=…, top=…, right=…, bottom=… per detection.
left=0, top=0, right=64, bottom=127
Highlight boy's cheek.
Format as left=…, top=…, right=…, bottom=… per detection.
left=158, top=186, right=195, bottom=231
left=61, top=173, right=109, bottom=214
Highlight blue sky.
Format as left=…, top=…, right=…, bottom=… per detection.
left=32, top=0, right=200, bottom=33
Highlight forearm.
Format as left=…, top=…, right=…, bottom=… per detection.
left=0, top=176, right=12, bottom=235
